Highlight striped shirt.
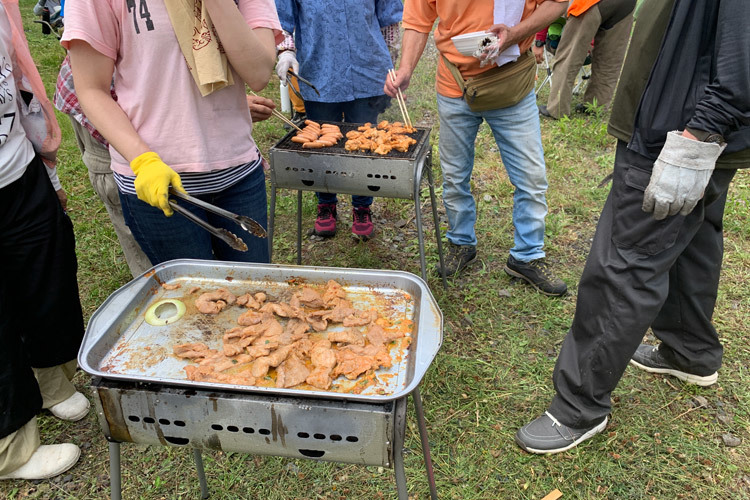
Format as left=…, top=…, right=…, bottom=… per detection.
left=114, top=155, right=262, bottom=196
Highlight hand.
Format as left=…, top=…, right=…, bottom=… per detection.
left=642, top=131, right=725, bottom=220
left=383, top=68, right=411, bottom=98
left=56, top=188, right=68, bottom=212
left=276, top=50, right=299, bottom=81
left=130, top=152, right=186, bottom=217
left=532, top=44, right=544, bottom=64
left=246, top=94, right=275, bottom=122
left=481, top=24, right=513, bottom=61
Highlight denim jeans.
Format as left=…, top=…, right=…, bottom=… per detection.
left=305, top=95, right=391, bottom=208
left=436, top=90, right=548, bottom=261
left=120, top=166, right=269, bottom=265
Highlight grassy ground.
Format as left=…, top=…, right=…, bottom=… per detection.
left=5, top=3, right=750, bottom=498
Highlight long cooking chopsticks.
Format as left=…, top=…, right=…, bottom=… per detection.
left=388, top=69, right=413, bottom=129
left=248, top=90, right=303, bottom=132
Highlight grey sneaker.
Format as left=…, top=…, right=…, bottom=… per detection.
left=436, top=242, right=477, bottom=276
left=630, top=344, right=718, bottom=386
left=504, top=256, right=567, bottom=296
left=515, top=412, right=608, bottom=454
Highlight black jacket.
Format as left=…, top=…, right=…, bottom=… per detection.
left=624, top=0, right=750, bottom=160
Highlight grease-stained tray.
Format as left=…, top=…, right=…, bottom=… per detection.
left=79, top=259, right=442, bottom=402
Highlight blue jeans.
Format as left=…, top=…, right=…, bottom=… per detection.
left=120, top=166, right=269, bottom=265
left=305, top=95, right=391, bottom=208
left=436, top=90, right=548, bottom=261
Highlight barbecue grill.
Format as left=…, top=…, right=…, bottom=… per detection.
left=80, top=259, right=442, bottom=499
left=268, top=123, right=447, bottom=288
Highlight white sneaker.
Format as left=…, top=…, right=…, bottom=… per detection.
left=0, top=444, right=80, bottom=480
left=50, top=392, right=90, bottom=421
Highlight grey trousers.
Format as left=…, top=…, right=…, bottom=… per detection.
left=546, top=5, right=634, bottom=118
left=70, top=118, right=151, bottom=277
left=549, top=141, right=738, bottom=428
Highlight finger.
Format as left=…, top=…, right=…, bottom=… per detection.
left=679, top=199, right=697, bottom=217
left=171, top=173, right=187, bottom=194
left=641, top=190, right=655, bottom=213
left=652, top=199, right=669, bottom=220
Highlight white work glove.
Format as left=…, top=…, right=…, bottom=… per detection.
left=276, top=50, right=299, bottom=81
left=642, top=131, right=726, bottom=220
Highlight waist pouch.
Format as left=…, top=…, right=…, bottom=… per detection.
left=442, top=51, right=536, bottom=112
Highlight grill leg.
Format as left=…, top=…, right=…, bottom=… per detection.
left=414, top=196, right=428, bottom=282
left=393, top=397, right=409, bottom=500
left=413, top=388, right=438, bottom=500
left=109, top=441, right=122, bottom=500
left=268, top=187, right=277, bottom=262
left=296, top=190, right=303, bottom=265
left=425, top=163, right=447, bottom=290
left=193, top=448, right=210, bottom=499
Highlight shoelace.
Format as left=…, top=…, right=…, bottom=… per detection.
left=318, top=205, right=335, bottom=220
left=545, top=411, right=562, bottom=427
left=353, top=209, right=371, bottom=224
left=529, top=259, right=554, bottom=280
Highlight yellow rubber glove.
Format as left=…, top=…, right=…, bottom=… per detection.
left=130, top=152, right=186, bottom=216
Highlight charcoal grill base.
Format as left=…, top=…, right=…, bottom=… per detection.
left=268, top=130, right=447, bottom=289
left=94, top=378, right=438, bottom=500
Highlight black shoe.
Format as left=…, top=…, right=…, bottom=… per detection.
left=504, top=256, right=567, bottom=296
left=435, top=242, right=477, bottom=277
left=516, top=412, right=608, bottom=454
left=284, top=111, right=307, bottom=131
left=538, top=104, right=556, bottom=119
left=630, top=344, right=718, bottom=386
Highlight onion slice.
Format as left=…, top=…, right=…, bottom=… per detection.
left=145, top=299, right=186, bottom=326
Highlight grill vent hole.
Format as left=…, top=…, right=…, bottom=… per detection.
left=227, top=426, right=239, bottom=433
left=297, top=432, right=309, bottom=439
left=299, top=449, right=325, bottom=458
left=158, top=419, right=170, bottom=425
left=174, top=421, right=186, bottom=427
left=367, top=186, right=381, bottom=192
left=143, top=417, right=155, bottom=424
left=127, top=416, right=140, bottom=422
left=165, top=436, right=190, bottom=446
left=211, top=424, right=224, bottom=431
left=346, top=436, right=359, bottom=442
left=243, top=427, right=255, bottom=434
left=301, top=180, right=314, bottom=186
left=259, top=429, right=271, bottom=435
left=313, top=433, right=326, bottom=440
left=330, top=435, right=342, bottom=441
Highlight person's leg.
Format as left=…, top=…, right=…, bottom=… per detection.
left=204, top=166, right=270, bottom=263
left=33, top=360, right=77, bottom=409
left=545, top=11, right=601, bottom=118
left=304, top=101, right=344, bottom=208
left=0, top=419, right=40, bottom=476
left=70, top=118, right=151, bottom=276
left=583, top=8, right=634, bottom=111
left=436, top=93, right=483, bottom=247
left=649, top=168, right=736, bottom=375
left=485, top=91, right=548, bottom=262
left=120, top=191, right=215, bottom=264
left=548, top=142, right=734, bottom=429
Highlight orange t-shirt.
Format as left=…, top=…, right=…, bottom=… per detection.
left=568, top=0, right=601, bottom=17
left=404, top=0, right=566, bottom=97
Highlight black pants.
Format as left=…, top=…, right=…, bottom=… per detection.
left=0, top=157, right=84, bottom=438
left=549, top=141, right=737, bottom=428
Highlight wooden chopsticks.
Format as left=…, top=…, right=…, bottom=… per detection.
left=388, top=69, right=413, bottom=128
left=249, top=91, right=303, bottom=132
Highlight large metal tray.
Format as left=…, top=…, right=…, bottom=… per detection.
left=79, top=259, right=442, bottom=402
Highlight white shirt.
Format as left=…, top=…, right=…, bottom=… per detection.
left=0, top=3, right=35, bottom=189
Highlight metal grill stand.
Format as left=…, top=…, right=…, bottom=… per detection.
left=268, top=126, right=447, bottom=289
left=95, top=379, right=438, bottom=500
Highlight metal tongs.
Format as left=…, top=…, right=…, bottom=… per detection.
left=168, top=188, right=267, bottom=252
left=286, top=69, right=320, bottom=98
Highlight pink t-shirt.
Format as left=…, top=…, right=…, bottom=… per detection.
left=61, top=0, right=281, bottom=176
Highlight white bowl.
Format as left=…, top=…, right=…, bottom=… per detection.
left=451, top=31, right=496, bottom=57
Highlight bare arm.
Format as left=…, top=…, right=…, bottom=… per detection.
left=384, top=29, right=429, bottom=97
left=205, top=0, right=277, bottom=91
left=68, top=40, right=150, bottom=162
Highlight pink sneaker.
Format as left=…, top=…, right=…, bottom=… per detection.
left=314, top=203, right=337, bottom=237
left=352, top=207, right=374, bottom=241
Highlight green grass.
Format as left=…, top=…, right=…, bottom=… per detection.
left=4, top=2, right=750, bottom=498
